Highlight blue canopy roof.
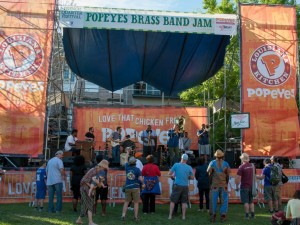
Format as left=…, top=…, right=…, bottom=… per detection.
left=63, top=28, right=230, bottom=95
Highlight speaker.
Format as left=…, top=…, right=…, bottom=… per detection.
left=225, top=151, right=235, bottom=168
left=62, top=156, right=74, bottom=167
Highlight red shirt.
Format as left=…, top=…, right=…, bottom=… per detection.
left=142, top=163, right=161, bottom=177
left=237, top=162, right=254, bottom=189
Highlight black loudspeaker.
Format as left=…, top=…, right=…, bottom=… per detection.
left=62, top=156, right=74, bottom=167
left=225, top=151, right=235, bottom=168
left=225, top=150, right=241, bottom=168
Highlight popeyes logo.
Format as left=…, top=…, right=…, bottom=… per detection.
left=250, top=44, right=290, bottom=86
left=0, top=34, right=43, bottom=79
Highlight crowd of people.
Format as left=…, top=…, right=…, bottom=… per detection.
left=1, top=124, right=297, bottom=224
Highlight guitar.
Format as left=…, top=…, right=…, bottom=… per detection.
left=111, top=139, right=122, bottom=147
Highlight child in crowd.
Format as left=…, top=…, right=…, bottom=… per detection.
left=88, top=175, right=106, bottom=197
left=35, top=160, right=47, bottom=212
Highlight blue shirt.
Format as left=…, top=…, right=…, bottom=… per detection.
left=167, top=129, right=182, bottom=148
left=36, top=167, right=47, bottom=189
left=125, top=163, right=141, bottom=189
left=263, top=166, right=271, bottom=186
left=170, top=162, right=193, bottom=186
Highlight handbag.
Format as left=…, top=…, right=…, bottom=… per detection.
left=252, top=163, right=258, bottom=198
left=142, top=176, right=161, bottom=195
left=281, top=172, right=289, bottom=184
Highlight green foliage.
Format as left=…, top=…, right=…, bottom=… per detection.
left=180, top=0, right=300, bottom=150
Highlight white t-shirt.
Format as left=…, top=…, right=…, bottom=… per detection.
left=46, top=156, right=64, bottom=185
left=64, top=135, right=78, bottom=151
left=136, top=159, right=143, bottom=172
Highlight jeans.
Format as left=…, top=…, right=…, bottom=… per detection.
left=112, top=145, right=120, bottom=164
left=199, top=188, right=210, bottom=210
left=48, top=183, right=63, bottom=213
left=210, top=187, right=228, bottom=215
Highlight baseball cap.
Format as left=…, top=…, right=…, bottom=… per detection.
left=128, top=156, right=136, bottom=165
left=55, top=150, right=64, bottom=156
left=181, top=153, right=188, bottom=161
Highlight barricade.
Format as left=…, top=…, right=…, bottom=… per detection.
left=0, top=169, right=299, bottom=204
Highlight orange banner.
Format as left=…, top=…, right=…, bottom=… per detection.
left=0, top=169, right=299, bottom=204
left=73, top=106, right=208, bottom=151
left=0, top=0, right=55, bottom=156
left=240, top=5, right=299, bottom=157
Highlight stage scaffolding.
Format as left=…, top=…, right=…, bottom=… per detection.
left=46, top=1, right=300, bottom=162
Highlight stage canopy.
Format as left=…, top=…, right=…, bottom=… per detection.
left=60, top=7, right=237, bottom=95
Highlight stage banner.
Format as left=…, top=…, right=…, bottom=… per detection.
left=240, top=5, right=300, bottom=157
left=73, top=106, right=208, bottom=151
left=0, top=0, right=55, bottom=156
left=0, top=169, right=299, bottom=204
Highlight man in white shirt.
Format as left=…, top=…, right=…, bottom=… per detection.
left=46, top=150, right=65, bottom=213
left=64, top=129, right=79, bottom=155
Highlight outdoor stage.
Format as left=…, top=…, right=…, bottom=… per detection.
left=0, top=169, right=299, bottom=204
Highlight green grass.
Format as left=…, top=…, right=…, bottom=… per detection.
left=0, top=202, right=273, bottom=225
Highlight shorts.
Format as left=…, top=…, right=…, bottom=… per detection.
left=125, top=188, right=140, bottom=203
left=95, top=187, right=108, bottom=201
left=199, top=144, right=210, bottom=155
left=170, top=184, right=189, bottom=204
left=240, top=188, right=253, bottom=204
left=264, top=186, right=279, bottom=201
left=36, top=187, right=46, bottom=199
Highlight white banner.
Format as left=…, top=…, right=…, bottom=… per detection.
left=59, top=6, right=237, bottom=36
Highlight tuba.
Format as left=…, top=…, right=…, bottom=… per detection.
left=175, top=115, right=186, bottom=133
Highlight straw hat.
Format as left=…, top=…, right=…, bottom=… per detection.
left=240, top=153, right=250, bottom=162
left=98, top=159, right=109, bottom=170
left=214, top=149, right=224, bottom=158
left=135, top=152, right=143, bottom=158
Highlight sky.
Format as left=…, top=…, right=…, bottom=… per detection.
left=66, top=0, right=203, bottom=12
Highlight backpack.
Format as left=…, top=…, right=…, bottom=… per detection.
left=268, top=164, right=280, bottom=186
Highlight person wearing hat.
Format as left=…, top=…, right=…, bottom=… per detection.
left=135, top=152, right=144, bottom=172
left=235, top=153, right=255, bottom=219
left=126, top=151, right=144, bottom=211
left=207, top=149, right=230, bottom=222
left=46, top=150, right=65, bottom=213
left=76, top=159, right=109, bottom=225
left=168, top=153, right=194, bottom=220
left=121, top=147, right=144, bottom=222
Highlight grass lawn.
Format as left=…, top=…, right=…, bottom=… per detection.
left=0, top=202, right=273, bottom=225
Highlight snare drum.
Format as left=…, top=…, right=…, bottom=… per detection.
left=120, top=153, right=127, bottom=166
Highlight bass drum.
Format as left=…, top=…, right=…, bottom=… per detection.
left=120, top=153, right=127, bottom=166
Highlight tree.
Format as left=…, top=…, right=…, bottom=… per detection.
left=180, top=0, right=299, bottom=152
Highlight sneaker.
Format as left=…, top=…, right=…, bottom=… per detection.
left=269, top=209, right=274, bottom=214
left=121, top=216, right=125, bottom=221
left=128, top=207, right=134, bottom=211
left=38, top=208, right=43, bottom=213
left=134, top=217, right=140, bottom=222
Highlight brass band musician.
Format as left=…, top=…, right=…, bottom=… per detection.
left=141, top=125, right=157, bottom=157
left=167, top=124, right=183, bottom=166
